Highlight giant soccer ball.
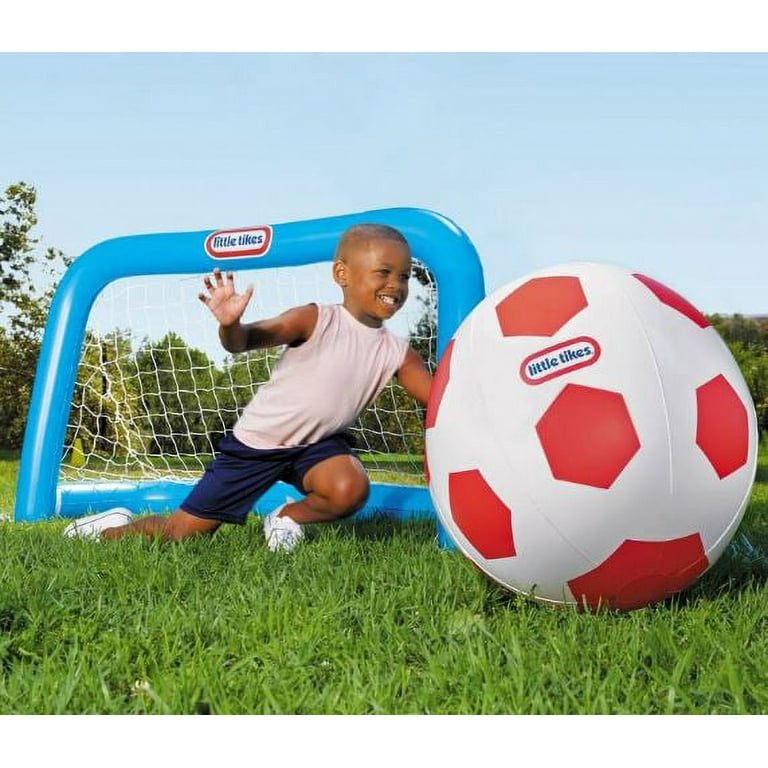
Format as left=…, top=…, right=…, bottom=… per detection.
left=425, top=263, right=758, bottom=611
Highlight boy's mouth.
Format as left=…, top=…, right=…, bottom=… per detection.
left=377, top=294, right=400, bottom=308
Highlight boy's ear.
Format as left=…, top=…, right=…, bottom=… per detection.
left=333, top=259, right=348, bottom=287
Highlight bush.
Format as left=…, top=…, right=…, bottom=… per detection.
left=709, top=314, right=768, bottom=435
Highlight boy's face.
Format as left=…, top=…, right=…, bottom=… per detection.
left=333, top=238, right=412, bottom=328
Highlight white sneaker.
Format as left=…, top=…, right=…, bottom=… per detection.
left=263, top=500, right=304, bottom=553
left=62, top=507, right=134, bottom=540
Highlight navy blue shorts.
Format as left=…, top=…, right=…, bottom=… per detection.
left=180, top=432, right=356, bottom=525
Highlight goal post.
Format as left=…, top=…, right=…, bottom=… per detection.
left=15, top=207, right=485, bottom=542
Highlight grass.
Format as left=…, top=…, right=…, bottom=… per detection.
left=0, top=446, right=767, bottom=714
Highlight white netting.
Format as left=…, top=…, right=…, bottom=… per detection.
left=62, top=261, right=436, bottom=487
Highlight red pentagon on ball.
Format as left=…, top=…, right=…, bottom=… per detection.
left=536, top=384, right=640, bottom=489
left=448, top=469, right=515, bottom=559
left=696, top=374, right=750, bottom=479
left=567, top=534, right=709, bottom=611
left=633, top=273, right=709, bottom=329
left=425, top=339, right=455, bottom=430
left=496, top=276, right=588, bottom=337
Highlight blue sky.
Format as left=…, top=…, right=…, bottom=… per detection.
left=2, top=52, right=767, bottom=315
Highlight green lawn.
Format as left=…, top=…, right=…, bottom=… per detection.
left=0, top=446, right=766, bottom=714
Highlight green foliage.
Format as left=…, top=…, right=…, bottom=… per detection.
left=409, top=263, right=437, bottom=369
left=0, top=327, right=35, bottom=448
left=725, top=342, right=768, bottom=434
left=0, top=182, right=39, bottom=300
left=708, top=314, right=768, bottom=434
left=67, top=330, right=145, bottom=459
left=215, top=349, right=277, bottom=425
left=709, top=313, right=768, bottom=351
left=133, top=332, right=220, bottom=455
left=356, top=380, right=426, bottom=455
left=0, top=181, right=70, bottom=319
left=0, top=182, right=70, bottom=449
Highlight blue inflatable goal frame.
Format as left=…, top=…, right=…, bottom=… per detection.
left=15, top=207, right=485, bottom=545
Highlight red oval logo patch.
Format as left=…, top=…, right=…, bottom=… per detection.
left=520, top=336, right=601, bottom=385
left=205, top=226, right=273, bottom=259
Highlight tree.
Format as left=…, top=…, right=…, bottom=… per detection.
left=708, top=314, right=768, bottom=436
left=216, top=348, right=277, bottom=433
left=409, top=263, right=437, bottom=369
left=1, top=182, right=39, bottom=301
left=0, top=325, right=36, bottom=447
left=709, top=313, right=768, bottom=352
left=720, top=340, right=768, bottom=437
left=65, top=330, right=146, bottom=467
left=134, top=332, right=223, bottom=457
left=1, top=182, right=68, bottom=311
left=356, top=380, right=427, bottom=456
left=0, top=182, right=70, bottom=449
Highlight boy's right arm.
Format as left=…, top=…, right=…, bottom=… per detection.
left=199, top=268, right=317, bottom=353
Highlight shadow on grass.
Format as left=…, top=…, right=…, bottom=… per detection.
left=339, top=514, right=438, bottom=543
left=319, top=516, right=768, bottom=617
left=671, top=534, right=768, bottom=609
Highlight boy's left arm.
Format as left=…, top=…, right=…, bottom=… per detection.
left=396, top=347, right=432, bottom=406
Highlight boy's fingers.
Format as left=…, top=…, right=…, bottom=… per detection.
left=213, top=268, right=224, bottom=286
left=198, top=292, right=209, bottom=305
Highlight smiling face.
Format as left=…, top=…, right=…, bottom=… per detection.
left=333, top=236, right=412, bottom=328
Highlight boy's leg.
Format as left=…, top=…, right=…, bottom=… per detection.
left=280, top=454, right=369, bottom=524
left=107, top=433, right=292, bottom=542
left=101, top=508, right=220, bottom=541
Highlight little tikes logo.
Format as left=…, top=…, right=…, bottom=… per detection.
left=520, top=336, right=601, bottom=385
left=205, top=225, right=273, bottom=259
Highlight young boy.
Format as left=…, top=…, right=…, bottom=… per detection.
left=63, top=223, right=432, bottom=551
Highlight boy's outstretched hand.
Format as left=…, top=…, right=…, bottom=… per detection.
left=198, top=267, right=254, bottom=327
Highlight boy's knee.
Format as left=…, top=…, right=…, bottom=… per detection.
left=328, top=473, right=369, bottom=516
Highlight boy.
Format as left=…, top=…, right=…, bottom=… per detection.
left=64, top=223, right=432, bottom=551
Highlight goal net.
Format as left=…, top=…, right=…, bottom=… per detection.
left=15, top=208, right=484, bottom=533
left=62, top=261, right=437, bottom=491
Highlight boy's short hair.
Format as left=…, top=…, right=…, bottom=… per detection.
left=335, top=223, right=409, bottom=261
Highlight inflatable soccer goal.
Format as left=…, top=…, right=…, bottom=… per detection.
left=15, top=208, right=484, bottom=542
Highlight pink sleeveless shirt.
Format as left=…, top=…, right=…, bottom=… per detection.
left=233, top=304, right=410, bottom=449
